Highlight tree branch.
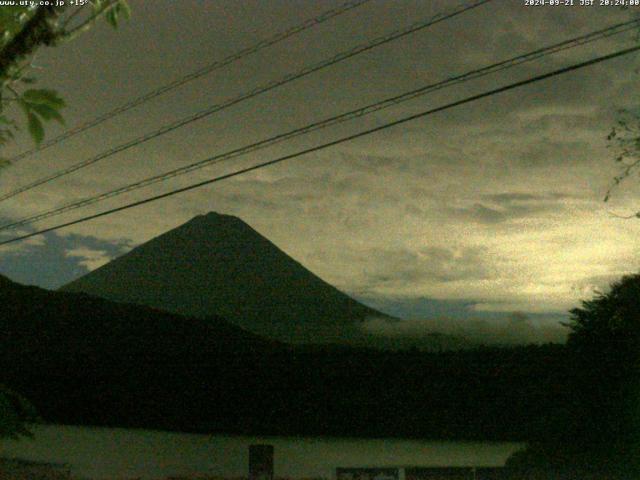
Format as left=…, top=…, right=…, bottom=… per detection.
left=0, top=5, right=64, bottom=81
left=63, top=0, right=119, bottom=39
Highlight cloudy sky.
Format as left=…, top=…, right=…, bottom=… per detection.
left=1, top=0, right=639, bottom=340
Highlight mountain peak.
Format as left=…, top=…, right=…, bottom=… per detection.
left=61, top=213, right=389, bottom=344
left=182, top=212, right=250, bottom=232
left=198, top=211, right=238, bottom=221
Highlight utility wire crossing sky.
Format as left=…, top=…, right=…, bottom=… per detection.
left=2, top=42, right=638, bottom=246
left=0, top=16, right=638, bottom=235
left=6, top=0, right=373, bottom=164
left=0, top=0, right=491, bottom=204
left=0, top=0, right=638, bottom=326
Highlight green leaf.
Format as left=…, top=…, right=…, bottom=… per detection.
left=30, top=103, right=65, bottom=125
left=105, top=8, right=118, bottom=28
left=103, top=1, right=131, bottom=29
left=26, top=111, right=44, bottom=145
left=22, top=89, right=65, bottom=109
left=118, top=0, right=131, bottom=21
left=90, top=0, right=105, bottom=14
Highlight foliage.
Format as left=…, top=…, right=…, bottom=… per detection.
left=103, top=0, right=132, bottom=29
left=16, top=87, right=66, bottom=146
left=0, top=0, right=130, bottom=160
left=604, top=109, right=640, bottom=214
left=0, top=0, right=131, bottom=442
left=506, top=274, right=640, bottom=479
left=567, top=274, right=640, bottom=464
left=0, top=274, right=574, bottom=441
left=0, top=7, right=32, bottom=50
left=0, top=383, right=40, bottom=439
left=567, top=273, right=640, bottom=355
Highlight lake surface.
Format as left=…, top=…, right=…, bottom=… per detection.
left=0, top=425, right=524, bottom=479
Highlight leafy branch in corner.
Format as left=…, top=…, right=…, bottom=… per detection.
left=604, top=108, right=640, bottom=218
left=0, top=0, right=130, bottom=162
left=0, top=0, right=130, bottom=441
left=603, top=7, right=640, bottom=218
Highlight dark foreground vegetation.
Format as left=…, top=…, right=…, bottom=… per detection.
left=505, top=274, right=640, bottom=479
left=0, top=273, right=638, bottom=478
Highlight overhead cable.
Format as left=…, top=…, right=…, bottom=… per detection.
left=1, top=18, right=637, bottom=232
left=0, top=0, right=492, bottom=202
left=1, top=43, right=637, bottom=246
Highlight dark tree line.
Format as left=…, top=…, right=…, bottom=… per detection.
left=0, top=273, right=638, bottom=478
left=506, top=274, right=640, bottom=479
left=0, top=275, right=570, bottom=441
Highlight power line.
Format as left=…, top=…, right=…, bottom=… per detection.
left=1, top=43, right=638, bottom=247
left=6, top=0, right=373, bottom=163
left=0, top=18, right=637, bottom=233
left=0, top=0, right=492, bottom=203
left=1, top=18, right=638, bottom=233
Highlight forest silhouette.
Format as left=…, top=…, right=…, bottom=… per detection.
left=0, top=273, right=637, bottom=478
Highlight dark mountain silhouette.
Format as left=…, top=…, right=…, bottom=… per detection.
left=0, top=273, right=271, bottom=354
left=61, top=212, right=392, bottom=344
left=0, top=273, right=281, bottom=431
left=0, top=274, right=571, bottom=440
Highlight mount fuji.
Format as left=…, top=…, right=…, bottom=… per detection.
left=61, top=212, right=391, bottom=344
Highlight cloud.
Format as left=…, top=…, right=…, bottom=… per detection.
left=443, top=191, right=587, bottom=225
left=0, top=231, right=130, bottom=289
left=0, top=229, right=46, bottom=253
left=309, top=244, right=495, bottom=298
left=0, top=0, right=638, bottom=319
left=65, top=247, right=114, bottom=271
left=447, top=202, right=529, bottom=224
left=362, top=312, right=569, bottom=346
